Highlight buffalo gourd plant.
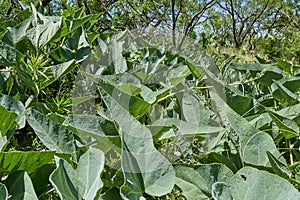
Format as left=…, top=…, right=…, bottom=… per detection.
left=0, top=2, right=300, bottom=200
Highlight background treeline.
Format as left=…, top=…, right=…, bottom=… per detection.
left=1, top=0, right=299, bottom=64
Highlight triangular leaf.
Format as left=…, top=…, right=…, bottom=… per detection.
left=0, top=151, right=55, bottom=174
left=0, top=94, right=25, bottom=129
left=40, top=59, right=75, bottom=89
left=267, top=151, right=292, bottom=179
left=99, top=85, right=175, bottom=198
left=0, top=105, right=17, bottom=136
left=268, top=111, right=299, bottom=139
left=229, top=167, right=300, bottom=199
left=174, top=164, right=234, bottom=199
left=5, top=171, right=38, bottom=200
left=50, top=147, right=105, bottom=200
left=25, top=109, right=79, bottom=160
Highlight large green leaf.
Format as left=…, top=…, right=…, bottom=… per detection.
left=27, top=25, right=46, bottom=49
left=13, top=62, right=39, bottom=95
left=211, top=92, right=283, bottom=167
left=101, top=188, right=122, bottom=200
left=140, top=85, right=170, bottom=104
left=100, top=86, right=175, bottom=199
left=267, top=151, right=292, bottom=180
left=25, top=109, right=79, bottom=159
left=109, top=38, right=127, bottom=74
left=0, top=94, right=25, bottom=129
left=0, top=151, right=55, bottom=174
left=25, top=6, right=61, bottom=48
left=3, top=17, right=31, bottom=45
left=230, top=63, right=284, bottom=86
left=0, top=130, right=14, bottom=151
left=148, top=118, right=224, bottom=138
left=5, top=171, right=38, bottom=200
left=64, top=115, right=118, bottom=136
left=186, top=58, right=202, bottom=79
left=274, top=77, right=300, bottom=93
left=228, top=167, right=300, bottom=199
left=38, top=16, right=62, bottom=48
left=61, top=14, right=100, bottom=37
left=250, top=103, right=300, bottom=129
left=40, top=59, right=75, bottom=89
left=0, top=105, right=17, bottom=136
left=0, top=71, right=10, bottom=90
left=274, top=57, right=293, bottom=74
left=50, top=147, right=105, bottom=200
left=63, top=115, right=121, bottom=154
left=0, top=43, right=23, bottom=67
left=178, top=88, right=211, bottom=125
left=174, top=164, right=234, bottom=200
left=51, top=28, right=90, bottom=63
left=50, top=159, right=78, bottom=200
left=30, top=164, right=56, bottom=197
left=167, top=64, right=191, bottom=86
left=100, top=73, right=141, bottom=86
left=268, top=111, right=299, bottom=139
left=0, top=183, right=8, bottom=200
left=204, top=152, right=239, bottom=173
left=83, top=71, right=151, bottom=119
left=225, top=88, right=254, bottom=116
left=98, top=73, right=171, bottom=105
left=186, top=59, right=253, bottom=116
left=272, top=80, right=299, bottom=105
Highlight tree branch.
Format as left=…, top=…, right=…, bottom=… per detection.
left=178, top=0, right=216, bottom=49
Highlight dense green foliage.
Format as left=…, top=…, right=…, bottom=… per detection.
left=0, top=0, right=300, bottom=199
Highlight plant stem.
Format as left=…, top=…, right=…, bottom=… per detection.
left=289, top=139, right=294, bottom=165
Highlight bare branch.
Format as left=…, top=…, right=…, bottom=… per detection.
left=171, top=0, right=177, bottom=47
left=228, top=0, right=240, bottom=47
left=240, top=0, right=270, bottom=44
left=178, top=0, right=216, bottom=49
